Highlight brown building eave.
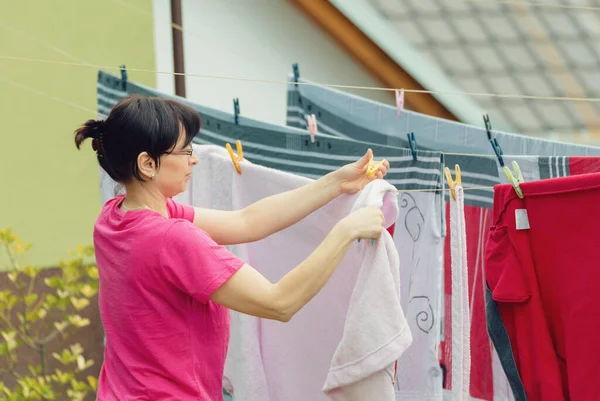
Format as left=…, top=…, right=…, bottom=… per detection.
left=289, top=0, right=459, bottom=122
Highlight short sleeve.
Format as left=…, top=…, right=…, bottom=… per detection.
left=167, top=198, right=195, bottom=222
left=160, top=221, right=245, bottom=303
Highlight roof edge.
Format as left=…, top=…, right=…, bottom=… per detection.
left=328, top=0, right=512, bottom=131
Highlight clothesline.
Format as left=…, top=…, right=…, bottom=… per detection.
left=464, top=0, right=600, bottom=12
left=0, top=75, right=505, bottom=196
left=3, top=55, right=600, bottom=104
left=391, top=186, right=494, bottom=194
left=0, top=74, right=504, bottom=160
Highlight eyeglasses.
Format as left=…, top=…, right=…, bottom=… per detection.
left=169, top=148, right=194, bottom=157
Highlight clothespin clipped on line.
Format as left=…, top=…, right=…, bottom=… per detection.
left=233, top=98, right=240, bottom=125
left=226, top=140, right=244, bottom=175
left=292, top=63, right=303, bottom=107
left=504, top=161, right=524, bottom=199
left=366, top=153, right=388, bottom=177
left=444, top=164, right=461, bottom=202
left=407, top=132, right=417, bottom=161
left=306, top=114, right=317, bottom=143
left=483, top=114, right=504, bottom=167
left=395, top=89, right=404, bottom=118
left=120, top=64, right=128, bottom=91
left=293, top=63, right=300, bottom=85
left=483, top=114, right=523, bottom=197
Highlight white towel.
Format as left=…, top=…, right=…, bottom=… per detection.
left=450, top=185, right=471, bottom=401
left=322, top=181, right=413, bottom=401
left=185, top=145, right=411, bottom=401
left=188, top=145, right=271, bottom=401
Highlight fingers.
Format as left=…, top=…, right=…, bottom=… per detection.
left=358, top=148, right=373, bottom=168
left=366, top=158, right=389, bottom=179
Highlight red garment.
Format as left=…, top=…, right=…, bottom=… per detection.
left=486, top=172, right=600, bottom=401
left=439, top=157, right=600, bottom=401
left=387, top=223, right=395, bottom=237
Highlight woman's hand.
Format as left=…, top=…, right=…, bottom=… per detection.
left=335, top=149, right=390, bottom=194
left=337, top=206, right=386, bottom=241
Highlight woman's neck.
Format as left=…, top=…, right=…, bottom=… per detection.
left=123, top=183, right=169, bottom=218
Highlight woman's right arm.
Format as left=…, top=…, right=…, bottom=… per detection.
left=209, top=206, right=384, bottom=322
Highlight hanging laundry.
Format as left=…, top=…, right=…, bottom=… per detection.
left=446, top=170, right=471, bottom=401
left=189, top=144, right=411, bottom=401
left=285, top=75, right=600, bottom=157
left=286, top=80, right=500, bottom=401
left=97, top=70, right=446, bottom=401
left=486, top=173, right=600, bottom=401
left=285, top=78, right=600, bottom=401
left=323, top=175, right=410, bottom=400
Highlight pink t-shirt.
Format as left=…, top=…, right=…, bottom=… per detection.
left=94, top=195, right=245, bottom=400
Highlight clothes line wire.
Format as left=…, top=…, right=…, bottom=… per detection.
left=2, top=11, right=599, bottom=102
left=0, top=27, right=566, bottom=160
left=0, top=73, right=503, bottom=160
left=0, top=22, right=93, bottom=66
left=463, top=0, right=600, bottom=12
left=4, top=55, right=600, bottom=103
left=5, top=0, right=597, bottom=103
left=0, top=76, right=507, bottom=195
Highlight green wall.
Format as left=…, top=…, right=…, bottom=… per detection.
left=0, top=0, right=157, bottom=268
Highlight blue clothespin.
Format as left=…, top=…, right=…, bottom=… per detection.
left=293, top=63, right=300, bottom=85
left=483, top=114, right=504, bottom=167
left=233, top=98, right=240, bottom=125
left=292, top=63, right=303, bottom=107
left=407, top=132, right=417, bottom=161
left=120, top=64, right=128, bottom=91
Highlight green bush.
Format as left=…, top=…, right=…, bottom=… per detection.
left=0, top=228, right=98, bottom=400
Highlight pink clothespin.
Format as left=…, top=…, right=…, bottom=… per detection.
left=306, top=114, right=318, bottom=143
left=395, top=89, right=404, bottom=117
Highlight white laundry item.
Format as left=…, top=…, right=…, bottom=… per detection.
left=450, top=185, right=471, bottom=401
left=322, top=181, right=412, bottom=400
left=99, top=168, right=123, bottom=205
left=393, top=190, right=445, bottom=401
left=188, top=145, right=271, bottom=401
left=186, top=144, right=411, bottom=401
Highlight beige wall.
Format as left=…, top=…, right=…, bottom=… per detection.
left=0, top=0, right=156, bottom=268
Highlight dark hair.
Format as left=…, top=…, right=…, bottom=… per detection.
left=74, top=94, right=201, bottom=183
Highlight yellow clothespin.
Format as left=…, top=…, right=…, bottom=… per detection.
left=366, top=154, right=388, bottom=177
left=226, top=140, right=244, bottom=175
left=504, top=161, right=524, bottom=198
left=444, top=164, right=461, bottom=201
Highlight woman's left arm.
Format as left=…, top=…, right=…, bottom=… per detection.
left=193, top=149, right=389, bottom=245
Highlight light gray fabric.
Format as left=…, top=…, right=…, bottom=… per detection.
left=286, top=79, right=585, bottom=209
left=286, top=76, right=600, bottom=157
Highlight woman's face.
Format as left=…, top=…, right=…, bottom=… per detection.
left=155, top=132, right=198, bottom=198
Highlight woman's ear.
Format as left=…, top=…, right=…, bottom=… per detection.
left=137, top=152, right=156, bottom=180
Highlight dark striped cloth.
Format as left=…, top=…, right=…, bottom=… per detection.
left=286, top=75, right=600, bottom=157
left=97, top=70, right=444, bottom=194
left=286, top=78, right=582, bottom=208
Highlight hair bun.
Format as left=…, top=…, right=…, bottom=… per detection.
left=74, top=119, right=105, bottom=150
left=88, top=120, right=105, bottom=140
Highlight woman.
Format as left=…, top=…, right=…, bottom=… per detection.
left=75, top=94, right=390, bottom=401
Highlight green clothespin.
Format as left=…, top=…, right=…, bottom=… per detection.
left=503, top=161, right=524, bottom=198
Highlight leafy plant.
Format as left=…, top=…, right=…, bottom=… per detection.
left=0, top=228, right=99, bottom=400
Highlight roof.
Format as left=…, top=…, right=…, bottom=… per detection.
left=329, top=0, right=600, bottom=142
